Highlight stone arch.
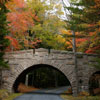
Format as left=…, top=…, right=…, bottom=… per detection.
left=9, top=59, right=75, bottom=93
left=89, top=70, right=100, bottom=82
left=80, top=65, right=100, bottom=93
left=12, top=64, right=72, bottom=92
left=89, top=70, right=100, bottom=95
left=85, top=69, right=99, bottom=86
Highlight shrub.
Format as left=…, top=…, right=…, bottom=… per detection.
left=79, top=91, right=90, bottom=96
left=65, top=88, right=72, bottom=95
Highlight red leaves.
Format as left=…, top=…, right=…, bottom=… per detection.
left=85, top=45, right=100, bottom=54
left=5, top=36, right=20, bottom=51
left=6, top=0, right=26, bottom=10
left=5, top=0, right=40, bottom=51
left=76, top=38, right=88, bottom=43
left=7, top=7, right=34, bottom=34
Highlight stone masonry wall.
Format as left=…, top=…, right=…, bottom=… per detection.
left=1, top=48, right=100, bottom=95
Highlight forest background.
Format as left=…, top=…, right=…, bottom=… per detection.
left=0, top=0, right=100, bottom=67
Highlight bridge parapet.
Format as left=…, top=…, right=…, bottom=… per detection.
left=4, top=48, right=99, bottom=64
left=4, top=48, right=99, bottom=55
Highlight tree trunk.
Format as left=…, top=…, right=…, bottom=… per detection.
left=25, top=74, right=29, bottom=86
left=72, top=30, right=79, bottom=96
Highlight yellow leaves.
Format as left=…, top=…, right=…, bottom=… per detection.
left=31, top=24, right=42, bottom=34
left=27, top=0, right=47, bottom=19
left=79, top=91, right=90, bottom=96
left=97, top=21, right=100, bottom=26
left=78, top=23, right=89, bottom=29
left=61, top=29, right=72, bottom=35
left=56, top=35, right=65, bottom=43
left=60, top=29, right=73, bottom=49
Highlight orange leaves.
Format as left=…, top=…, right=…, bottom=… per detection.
left=6, top=1, right=34, bottom=34
left=7, top=11, right=34, bottom=34
left=85, top=45, right=100, bottom=54
left=76, top=30, right=100, bottom=54
left=5, top=36, right=21, bottom=51
left=60, top=29, right=73, bottom=49
left=29, top=39, right=42, bottom=48
left=6, top=0, right=39, bottom=32
left=6, top=0, right=26, bottom=11
left=6, top=0, right=35, bottom=34
left=5, top=0, right=41, bottom=50
left=76, top=38, right=88, bottom=43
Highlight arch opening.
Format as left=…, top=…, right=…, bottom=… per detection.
left=13, top=64, right=72, bottom=93
left=89, top=71, right=100, bottom=95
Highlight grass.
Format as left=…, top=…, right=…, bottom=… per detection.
left=0, top=83, right=39, bottom=100
left=61, top=95, right=100, bottom=100
left=4, top=93, right=22, bottom=100
left=0, top=89, right=9, bottom=99
left=0, top=89, right=8, bottom=94
left=0, top=89, right=22, bottom=100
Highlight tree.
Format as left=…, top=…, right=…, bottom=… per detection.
left=6, top=0, right=41, bottom=50
left=62, top=1, right=100, bottom=95
left=64, top=0, right=100, bottom=54
left=62, top=0, right=87, bottom=96
left=26, top=0, right=66, bottom=50
left=0, top=1, right=10, bottom=88
left=6, top=0, right=67, bottom=50
left=0, top=2, right=9, bottom=68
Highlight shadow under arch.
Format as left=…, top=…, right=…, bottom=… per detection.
left=89, top=71, right=100, bottom=95
left=13, top=64, right=72, bottom=93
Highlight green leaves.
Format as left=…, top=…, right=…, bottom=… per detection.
left=27, top=0, right=65, bottom=50
left=63, top=0, right=100, bottom=54
left=0, top=3, right=9, bottom=68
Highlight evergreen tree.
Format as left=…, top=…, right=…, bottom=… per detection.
left=0, top=1, right=10, bottom=88
left=64, top=0, right=100, bottom=53
left=66, top=0, right=97, bottom=33
left=0, top=3, right=9, bottom=68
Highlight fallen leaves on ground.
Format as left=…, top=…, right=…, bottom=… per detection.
left=18, top=83, right=39, bottom=93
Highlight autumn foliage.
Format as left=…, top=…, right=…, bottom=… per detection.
left=5, top=0, right=40, bottom=50
left=64, top=0, right=100, bottom=54
left=2, top=0, right=100, bottom=54
left=5, top=36, right=20, bottom=51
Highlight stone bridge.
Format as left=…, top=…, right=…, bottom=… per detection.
left=1, top=48, right=100, bottom=95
